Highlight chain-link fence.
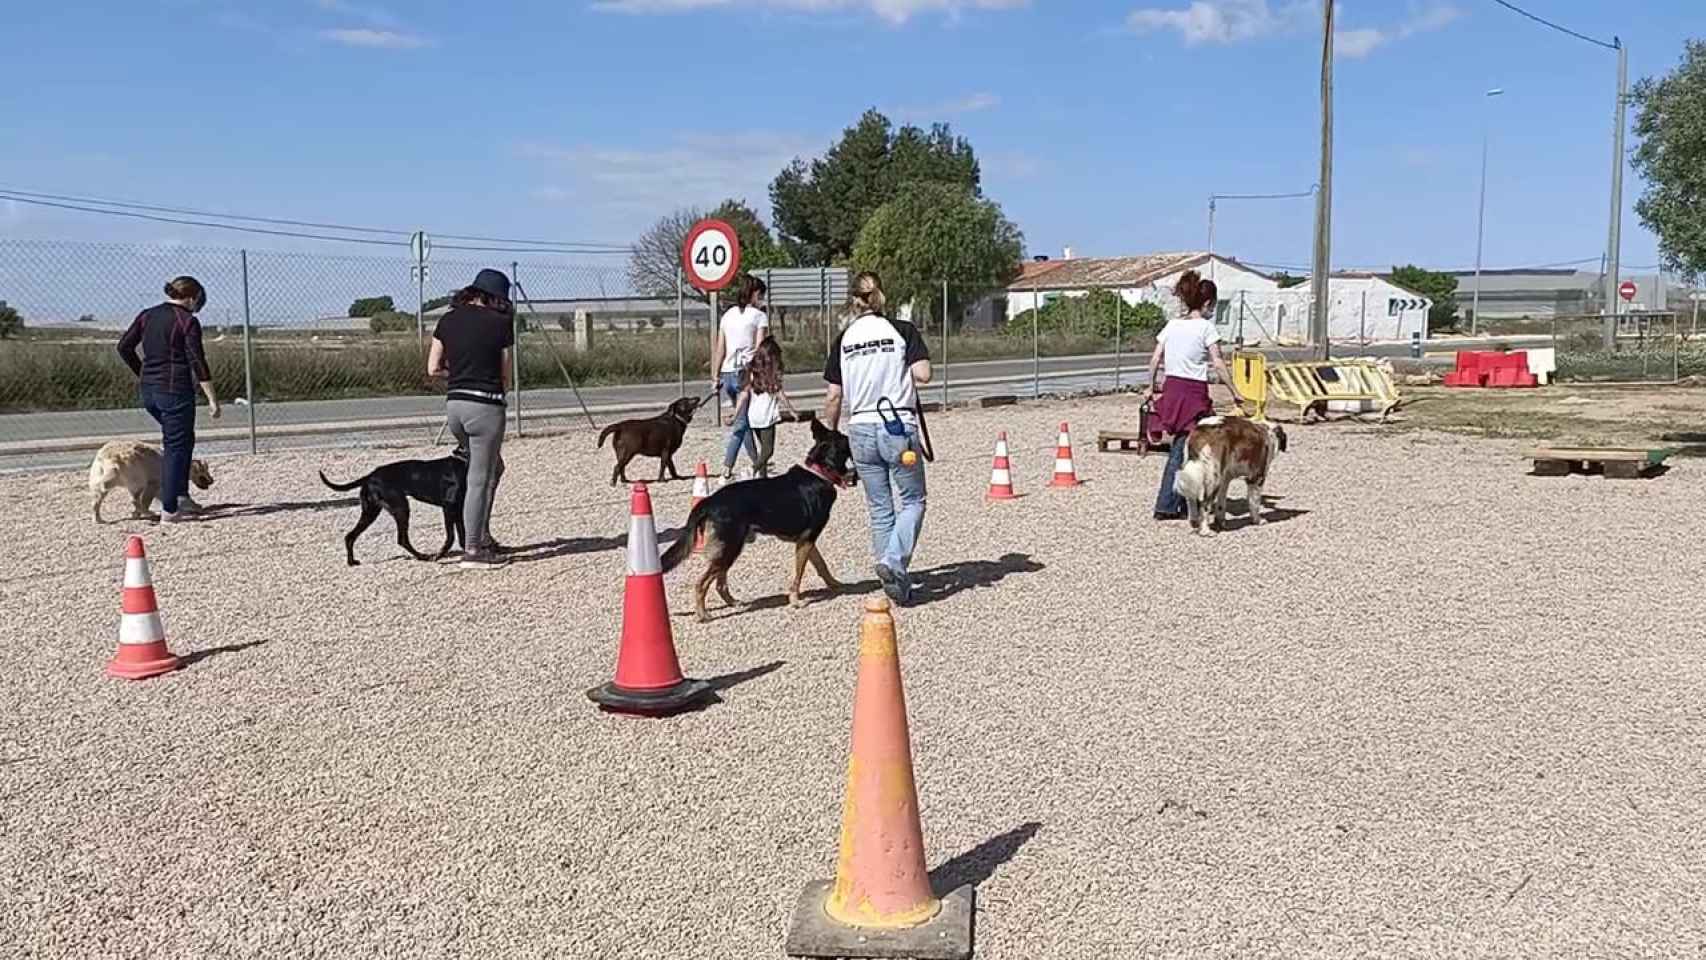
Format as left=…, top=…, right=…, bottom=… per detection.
left=1550, top=312, right=1703, bottom=383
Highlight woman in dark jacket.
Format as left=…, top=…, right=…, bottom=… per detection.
left=117, top=276, right=221, bottom=522
left=427, top=268, right=514, bottom=570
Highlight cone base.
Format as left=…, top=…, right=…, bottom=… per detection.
left=106, top=653, right=181, bottom=681
left=785, top=879, right=973, bottom=959
left=986, top=488, right=1016, bottom=500
left=586, top=678, right=714, bottom=716
left=1048, top=476, right=1081, bottom=487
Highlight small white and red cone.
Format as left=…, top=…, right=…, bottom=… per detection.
left=107, top=537, right=181, bottom=680
left=690, top=462, right=711, bottom=554
left=987, top=432, right=1016, bottom=500
left=1048, top=422, right=1082, bottom=488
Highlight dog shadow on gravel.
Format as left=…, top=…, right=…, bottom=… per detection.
left=1216, top=497, right=1309, bottom=533
left=178, top=639, right=270, bottom=668
left=199, top=498, right=358, bottom=520
left=505, top=527, right=686, bottom=564
left=929, top=821, right=1043, bottom=893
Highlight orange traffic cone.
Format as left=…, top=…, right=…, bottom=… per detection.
left=586, top=483, right=713, bottom=716
left=107, top=536, right=181, bottom=680
left=691, top=461, right=711, bottom=554
left=1048, top=422, right=1082, bottom=487
left=986, top=432, right=1016, bottom=500
left=786, top=598, right=973, bottom=959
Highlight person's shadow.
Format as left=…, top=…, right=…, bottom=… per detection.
left=908, top=553, right=1044, bottom=604
left=1216, top=496, right=1309, bottom=532
left=506, top=527, right=685, bottom=563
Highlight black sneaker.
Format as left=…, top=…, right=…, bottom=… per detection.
left=874, top=563, right=912, bottom=605
left=460, top=550, right=510, bottom=571
left=1153, top=511, right=1186, bottom=521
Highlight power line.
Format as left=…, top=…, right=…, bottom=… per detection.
left=0, top=193, right=402, bottom=247
left=0, top=185, right=631, bottom=252
left=1486, top=0, right=1617, bottom=51
left=1210, top=188, right=1317, bottom=202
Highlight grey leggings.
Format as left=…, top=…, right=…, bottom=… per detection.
left=445, top=399, right=505, bottom=551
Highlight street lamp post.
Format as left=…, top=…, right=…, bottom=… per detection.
left=1471, top=88, right=1503, bottom=337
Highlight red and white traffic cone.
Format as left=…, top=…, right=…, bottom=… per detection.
left=587, top=483, right=713, bottom=716
left=987, top=432, right=1016, bottom=500
left=107, top=536, right=181, bottom=680
left=691, top=462, right=711, bottom=555
left=1049, top=422, right=1082, bottom=488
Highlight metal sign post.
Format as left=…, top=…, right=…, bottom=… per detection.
left=681, top=219, right=742, bottom=427
left=410, top=230, right=431, bottom=353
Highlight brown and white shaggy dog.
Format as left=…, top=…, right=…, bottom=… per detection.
left=88, top=441, right=214, bottom=523
left=1174, top=416, right=1287, bottom=536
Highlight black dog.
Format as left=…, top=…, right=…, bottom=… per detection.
left=660, top=418, right=856, bottom=621
left=319, top=449, right=499, bottom=566
left=597, top=396, right=704, bottom=486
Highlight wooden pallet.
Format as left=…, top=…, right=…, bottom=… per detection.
left=1527, top=446, right=1676, bottom=479
left=1097, top=430, right=1164, bottom=455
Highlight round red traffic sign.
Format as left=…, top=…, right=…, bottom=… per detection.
left=1619, top=280, right=1637, bottom=302
left=681, top=219, right=742, bottom=292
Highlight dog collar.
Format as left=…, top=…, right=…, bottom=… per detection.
left=805, top=462, right=853, bottom=488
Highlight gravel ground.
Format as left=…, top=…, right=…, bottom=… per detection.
left=3, top=393, right=1704, bottom=959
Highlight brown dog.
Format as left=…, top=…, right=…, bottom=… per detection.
left=597, top=395, right=704, bottom=486
left=88, top=441, right=214, bottom=523
left=1174, top=416, right=1287, bottom=536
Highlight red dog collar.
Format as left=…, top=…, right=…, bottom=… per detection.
left=805, top=462, right=854, bottom=488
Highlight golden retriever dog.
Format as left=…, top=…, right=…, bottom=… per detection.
left=1174, top=416, right=1286, bottom=536
left=88, top=441, right=214, bottom=523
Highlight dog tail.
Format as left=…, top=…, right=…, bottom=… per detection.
left=1175, top=449, right=1219, bottom=504
left=659, top=501, right=706, bottom=574
left=318, top=470, right=365, bottom=492
left=597, top=423, right=618, bottom=448
left=87, top=454, right=116, bottom=494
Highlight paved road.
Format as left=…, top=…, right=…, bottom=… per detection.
left=0, top=336, right=1538, bottom=473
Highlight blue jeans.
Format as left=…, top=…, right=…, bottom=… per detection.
left=142, top=386, right=196, bottom=513
left=720, top=371, right=758, bottom=470
left=849, top=423, right=927, bottom=579
left=1154, top=434, right=1188, bottom=517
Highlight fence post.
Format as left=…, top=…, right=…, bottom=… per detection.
left=676, top=269, right=685, bottom=398
left=1032, top=285, right=1041, bottom=399
left=510, top=260, right=523, bottom=437
left=240, top=249, right=257, bottom=455
left=940, top=279, right=950, bottom=406
left=1359, top=289, right=1367, bottom=346
left=1673, top=310, right=1680, bottom=384
left=1113, top=292, right=1122, bottom=390
left=821, top=270, right=829, bottom=361
left=1238, top=291, right=1246, bottom=344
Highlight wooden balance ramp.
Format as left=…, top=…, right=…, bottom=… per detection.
left=1527, top=447, right=1677, bottom=479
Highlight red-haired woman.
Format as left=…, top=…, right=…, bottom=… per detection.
left=1141, top=271, right=1244, bottom=520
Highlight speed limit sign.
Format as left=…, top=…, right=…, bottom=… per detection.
left=682, top=219, right=742, bottom=292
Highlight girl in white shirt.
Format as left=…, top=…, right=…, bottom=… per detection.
left=733, top=336, right=797, bottom=478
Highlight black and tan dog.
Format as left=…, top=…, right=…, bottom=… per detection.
left=598, top=395, right=705, bottom=486
left=660, top=418, right=855, bottom=621
left=319, top=447, right=499, bottom=566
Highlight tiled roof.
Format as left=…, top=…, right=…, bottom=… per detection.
left=1006, top=252, right=1267, bottom=291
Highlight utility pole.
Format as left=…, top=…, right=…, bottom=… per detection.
left=1602, top=38, right=1628, bottom=349
left=1472, top=89, right=1504, bottom=336
left=1309, top=0, right=1334, bottom=360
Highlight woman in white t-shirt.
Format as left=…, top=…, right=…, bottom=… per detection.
left=710, top=275, right=770, bottom=479
left=1141, top=272, right=1244, bottom=521
left=822, top=272, right=933, bottom=606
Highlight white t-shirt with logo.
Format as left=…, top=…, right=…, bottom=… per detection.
left=824, top=312, right=930, bottom=427
left=718, top=306, right=769, bottom=373
left=1157, top=315, right=1221, bottom=382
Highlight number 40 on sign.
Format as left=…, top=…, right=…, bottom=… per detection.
left=681, top=219, right=742, bottom=293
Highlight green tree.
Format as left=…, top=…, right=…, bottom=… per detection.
left=1631, top=40, right=1706, bottom=280
left=627, top=199, right=793, bottom=301
left=423, top=295, right=452, bottom=312
left=1389, top=265, right=1459, bottom=334
left=1007, top=290, right=1164, bottom=339
left=367, top=309, right=417, bottom=334
left=0, top=302, right=23, bottom=339
left=1273, top=272, right=1307, bottom=289
left=851, top=181, right=1022, bottom=323
left=349, top=295, right=396, bottom=319
left=771, top=109, right=981, bottom=265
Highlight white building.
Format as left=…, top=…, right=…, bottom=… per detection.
left=1001, top=251, right=1431, bottom=344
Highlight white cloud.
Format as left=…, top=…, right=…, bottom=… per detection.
left=314, top=0, right=401, bottom=27
left=591, top=0, right=1027, bottom=25
left=319, top=27, right=431, bottom=48
left=895, top=91, right=1001, bottom=121
left=516, top=132, right=821, bottom=220
left=1125, top=1, right=1461, bottom=57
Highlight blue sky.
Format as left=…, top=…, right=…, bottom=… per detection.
left=1, top=0, right=1701, bottom=277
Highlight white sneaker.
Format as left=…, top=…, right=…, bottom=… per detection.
left=158, top=511, right=186, bottom=524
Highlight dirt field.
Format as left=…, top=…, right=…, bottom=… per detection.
left=3, top=392, right=1703, bottom=959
